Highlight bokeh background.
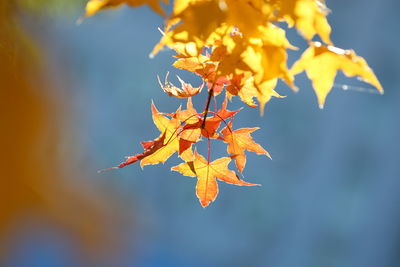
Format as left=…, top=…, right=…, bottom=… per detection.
left=1, top=0, right=399, bottom=266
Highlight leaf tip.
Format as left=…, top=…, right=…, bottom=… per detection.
left=139, top=161, right=145, bottom=169
left=151, top=100, right=158, bottom=113
left=200, top=199, right=211, bottom=208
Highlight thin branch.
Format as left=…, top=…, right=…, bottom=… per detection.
left=201, top=64, right=220, bottom=128
left=201, top=84, right=215, bottom=128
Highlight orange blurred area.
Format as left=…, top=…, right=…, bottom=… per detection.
left=0, top=2, right=133, bottom=265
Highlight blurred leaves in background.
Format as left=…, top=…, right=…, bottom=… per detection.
left=0, top=1, right=133, bottom=265
left=18, top=0, right=84, bottom=16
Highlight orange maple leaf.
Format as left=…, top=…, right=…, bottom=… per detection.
left=172, top=150, right=258, bottom=207
left=221, top=121, right=271, bottom=173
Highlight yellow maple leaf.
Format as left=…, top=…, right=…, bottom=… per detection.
left=291, top=42, right=383, bottom=108
left=239, top=76, right=281, bottom=115
left=223, top=0, right=274, bottom=37
left=213, top=24, right=294, bottom=113
left=274, top=0, right=332, bottom=44
left=151, top=0, right=226, bottom=55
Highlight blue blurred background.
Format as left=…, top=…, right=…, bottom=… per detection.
left=2, top=0, right=400, bottom=266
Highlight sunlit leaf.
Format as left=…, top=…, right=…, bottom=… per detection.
left=291, top=42, right=383, bottom=108
left=172, top=150, right=258, bottom=207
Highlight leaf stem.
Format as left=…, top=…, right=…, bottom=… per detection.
left=201, top=62, right=221, bottom=129
left=201, top=85, right=214, bottom=129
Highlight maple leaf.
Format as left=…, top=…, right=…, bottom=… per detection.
left=226, top=74, right=282, bottom=115
left=140, top=102, right=194, bottom=165
left=85, top=0, right=167, bottom=17
left=223, top=0, right=273, bottom=37
left=173, top=56, right=208, bottom=75
left=275, top=0, right=332, bottom=44
left=171, top=150, right=258, bottom=207
left=151, top=0, right=227, bottom=55
left=173, top=53, right=220, bottom=85
left=291, top=42, right=384, bottom=108
left=212, top=33, right=252, bottom=78
left=158, top=73, right=203, bottom=98
left=99, top=132, right=167, bottom=172
left=221, top=121, right=271, bottom=173
left=209, top=24, right=294, bottom=111
left=102, top=102, right=193, bottom=171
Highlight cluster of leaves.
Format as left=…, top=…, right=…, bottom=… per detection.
left=101, top=96, right=270, bottom=207
left=87, top=0, right=383, bottom=207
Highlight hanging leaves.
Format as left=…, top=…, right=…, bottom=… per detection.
left=101, top=97, right=266, bottom=207
left=86, top=0, right=383, bottom=207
